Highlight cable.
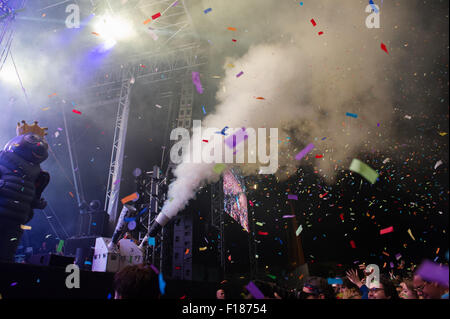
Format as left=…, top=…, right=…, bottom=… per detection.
left=10, top=50, right=31, bottom=107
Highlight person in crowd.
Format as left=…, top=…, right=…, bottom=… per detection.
left=340, top=278, right=362, bottom=299
left=399, top=278, right=418, bottom=299
left=346, top=268, right=369, bottom=299
left=216, top=288, right=226, bottom=299
left=113, top=263, right=160, bottom=299
left=300, top=276, right=335, bottom=299
left=413, top=274, right=448, bottom=299
left=367, top=275, right=400, bottom=299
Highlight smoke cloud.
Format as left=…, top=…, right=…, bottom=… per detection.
left=160, top=0, right=437, bottom=220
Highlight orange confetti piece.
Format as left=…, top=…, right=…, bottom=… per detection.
left=121, top=192, right=139, bottom=204
left=92, top=32, right=100, bottom=36
left=382, top=251, right=390, bottom=257
left=436, top=248, right=440, bottom=254
left=185, top=248, right=190, bottom=255
left=42, top=13, right=46, bottom=17
left=20, top=225, right=32, bottom=230
left=69, top=192, right=74, bottom=198
left=255, top=97, right=265, bottom=100
left=49, top=93, right=57, bottom=97
left=227, top=27, right=237, bottom=31
left=143, top=19, right=151, bottom=24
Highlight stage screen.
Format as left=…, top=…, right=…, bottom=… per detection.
left=223, top=168, right=249, bottom=232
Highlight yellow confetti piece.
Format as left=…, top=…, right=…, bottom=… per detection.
left=199, top=247, right=207, bottom=251
left=227, top=63, right=235, bottom=68
left=41, top=107, right=50, bottom=111
left=439, top=132, right=448, bottom=136
left=407, top=229, right=415, bottom=241
left=20, top=225, right=32, bottom=230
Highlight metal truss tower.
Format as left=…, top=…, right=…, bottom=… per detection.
left=73, top=0, right=207, bottom=228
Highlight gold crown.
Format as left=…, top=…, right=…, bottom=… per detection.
left=16, top=120, right=48, bottom=138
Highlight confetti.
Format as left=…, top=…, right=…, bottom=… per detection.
left=227, top=27, right=237, bottom=31
left=349, top=159, right=379, bottom=184
left=288, top=194, right=298, bottom=200
left=295, top=143, right=315, bottom=160
left=369, top=0, right=379, bottom=13
left=69, top=192, right=74, bottom=198
left=56, top=240, right=64, bottom=253
left=346, top=112, right=358, bottom=118
left=148, top=237, right=155, bottom=246
left=150, top=264, right=160, bottom=274
left=91, top=32, right=100, bottom=36
left=121, top=192, right=139, bottom=204
left=434, top=160, right=443, bottom=169
left=315, top=154, right=323, bottom=158
left=328, top=278, right=343, bottom=285
left=296, top=225, right=303, bottom=236
left=72, top=109, right=82, bottom=115
left=202, top=105, right=206, bottom=114
left=258, top=231, right=268, bottom=236
left=310, top=19, right=317, bottom=27
left=381, top=43, right=389, bottom=54
left=224, top=128, right=248, bottom=149
left=282, top=215, right=295, bottom=218
left=158, top=273, right=166, bottom=295
left=245, top=281, right=265, bottom=299
left=350, top=240, right=356, bottom=248
left=143, top=19, right=151, bottom=24
left=236, top=71, right=244, bottom=77
left=152, top=12, right=161, bottom=20
left=204, top=8, right=212, bottom=14
left=20, top=225, right=32, bottom=230
left=199, top=247, right=207, bottom=251
left=192, top=72, right=203, bottom=94
left=380, top=226, right=394, bottom=235
left=407, top=229, right=416, bottom=241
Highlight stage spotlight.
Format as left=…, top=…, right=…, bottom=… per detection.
left=93, top=15, right=134, bottom=42
left=0, top=61, right=20, bottom=86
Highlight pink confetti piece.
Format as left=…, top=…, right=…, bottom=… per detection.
left=380, top=226, right=394, bottom=235
left=288, top=194, right=298, bottom=200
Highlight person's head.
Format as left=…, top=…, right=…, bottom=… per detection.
left=113, top=264, right=160, bottom=299
left=340, top=278, right=362, bottom=299
left=399, top=279, right=418, bottom=299
left=413, top=275, right=448, bottom=299
left=216, top=289, right=226, bottom=299
left=300, top=277, right=335, bottom=299
left=368, top=275, right=400, bottom=299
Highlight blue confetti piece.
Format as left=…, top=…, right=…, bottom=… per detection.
left=204, top=8, right=212, bottom=14
left=84, top=260, right=92, bottom=265
left=328, top=278, right=343, bottom=285
left=346, top=112, right=358, bottom=118
left=321, top=137, right=327, bottom=140
left=202, top=105, right=206, bottom=114
left=159, top=273, right=166, bottom=295
left=107, top=293, right=112, bottom=299
left=124, top=217, right=136, bottom=222
left=92, top=222, right=96, bottom=226
left=138, top=207, right=148, bottom=216
left=369, top=0, right=379, bottom=13
left=148, top=237, right=155, bottom=246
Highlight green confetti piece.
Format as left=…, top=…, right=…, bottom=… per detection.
left=256, top=222, right=264, bottom=226
left=56, top=240, right=64, bottom=253
left=296, top=225, right=303, bottom=236
left=213, top=163, right=227, bottom=174
left=349, top=159, right=379, bottom=184
left=267, top=274, right=277, bottom=280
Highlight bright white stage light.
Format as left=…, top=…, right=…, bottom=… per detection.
left=93, top=15, right=135, bottom=41
left=0, top=61, right=20, bottom=86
